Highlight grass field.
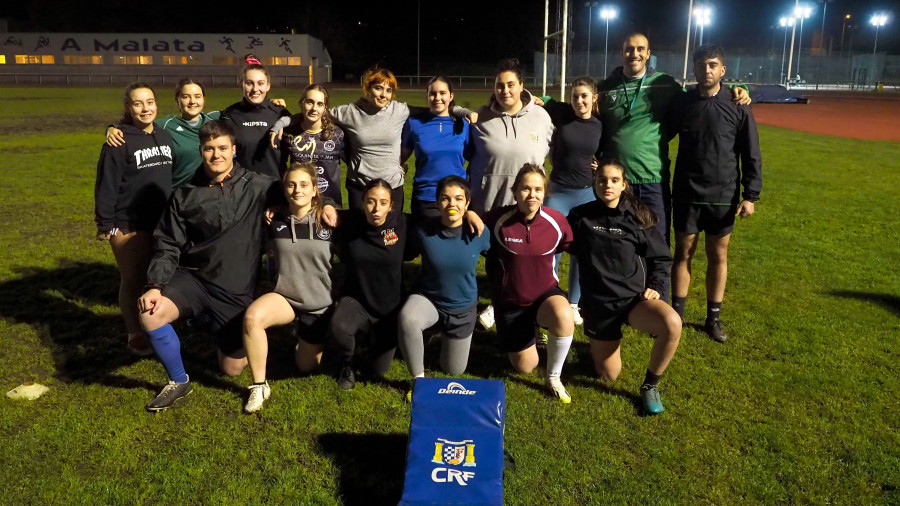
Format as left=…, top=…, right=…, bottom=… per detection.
left=1, top=86, right=898, bottom=504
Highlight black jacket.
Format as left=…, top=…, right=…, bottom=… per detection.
left=146, top=164, right=281, bottom=296
left=567, top=198, right=672, bottom=305
left=668, top=87, right=762, bottom=204
left=220, top=99, right=290, bottom=180
left=94, top=124, right=173, bottom=232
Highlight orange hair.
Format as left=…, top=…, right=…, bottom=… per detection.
left=360, top=67, right=398, bottom=95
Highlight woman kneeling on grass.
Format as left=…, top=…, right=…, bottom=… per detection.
left=241, top=162, right=337, bottom=413
left=566, top=159, right=682, bottom=415
left=398, top=176, right=491, bottom=389
left=95, top=82, right=173, bottom=356
left=485, top=164, right=575, bottom=403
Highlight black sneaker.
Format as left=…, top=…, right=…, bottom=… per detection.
left=337, top=364, right=356, bottom=390
left=704, top=319, right=728, bottom=343
left=146, top=376, right=193, bottom=411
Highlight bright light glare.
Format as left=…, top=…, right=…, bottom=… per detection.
left=600, top=6, right=618, bottom=20
left=779, top=17, right=795, bottom=27
left=870, top=14, right=888, bottom=27
left=794, top=5, right=813, bottom=19
left=693, top=6, right=712, bottom=26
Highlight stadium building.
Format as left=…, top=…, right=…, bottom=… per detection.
left=0, top=32, right=331, bottom=86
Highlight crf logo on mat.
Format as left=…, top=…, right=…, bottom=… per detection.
left=431, top=438, right=477, bottom=485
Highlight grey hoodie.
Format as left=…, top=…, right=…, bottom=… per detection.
left=268, top=211, right=337, bottom=313
left=467, top=89, right=554, bottom=214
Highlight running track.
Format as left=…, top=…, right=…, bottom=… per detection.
left=752, top=92, right=900, bottom=142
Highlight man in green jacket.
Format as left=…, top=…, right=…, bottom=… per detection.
left=598, top=33, right=749, bottom=302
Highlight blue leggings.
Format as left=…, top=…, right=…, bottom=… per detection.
left=545, top=183, right=595, bottom=304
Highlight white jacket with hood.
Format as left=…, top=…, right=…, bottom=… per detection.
left=467, top=89, right=554, bottom=214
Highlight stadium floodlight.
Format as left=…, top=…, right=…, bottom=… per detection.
left=694, top=6, right=713, bottom=45
left=779, top=17, right=796, bottom=85
left=871, top=14, right=889, bottom=54
left=794, top=5, right=813, bottom=80
left=600, top=6, right=618, bottom=77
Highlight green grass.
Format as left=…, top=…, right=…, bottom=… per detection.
left=1, top=86, right=898, bottom=504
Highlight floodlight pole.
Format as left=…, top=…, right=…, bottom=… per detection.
left=819, top=0, right=828, bottom=52
left=786, top=0, right=799, bottom=88
left=683, top=0, right=694, bottom=83
left=604, top=17, right=610, bottom=77
left=543, top=0, right=549, bottom=96
left=780, top=20, right=791, bottom=85
left=586, top=2, right=595, bottom=76
left=873, top=24, right=880, bottom=54
left=797, top=17, right=804, bottom=73
left=561, top=0, right=569, bottom=102
left=417, top=0, right=421, bottom=85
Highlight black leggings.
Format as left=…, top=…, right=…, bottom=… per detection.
left=330, top=296, right=398, bottom=376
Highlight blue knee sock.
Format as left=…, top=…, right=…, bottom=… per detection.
left=146, top=324, right=188, bottom=383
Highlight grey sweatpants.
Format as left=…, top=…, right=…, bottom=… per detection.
left=398, top=294, right=473, bottom=376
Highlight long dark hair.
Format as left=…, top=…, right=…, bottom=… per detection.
left=362, top=178, right=394, bottom=206
left=571, top=76, right=599, bottom=115
left=300, top=84, right=335, bottom=141
left=595, top=158, right=658, bottom=228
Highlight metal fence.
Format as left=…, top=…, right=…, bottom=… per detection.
left=536, top=49, right=900, bottom=90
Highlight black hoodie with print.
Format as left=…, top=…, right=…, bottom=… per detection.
left=94, top=124, right=174, bottom=233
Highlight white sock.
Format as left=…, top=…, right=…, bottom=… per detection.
left=546, top=333, right=573, bottom=379
left=414, top=372, right=425, bottom=379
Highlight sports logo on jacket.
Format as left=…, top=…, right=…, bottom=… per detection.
left=324, top=140, right=336, bottom=152
left=383, top=228, right=398, bottom=246
left=431, top=438, right=477, bottom=486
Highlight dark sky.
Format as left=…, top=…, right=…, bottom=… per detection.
left=2, top=0, right=897, bottom=75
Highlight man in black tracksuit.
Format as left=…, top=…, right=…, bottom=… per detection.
left=137, top=120, right=283, bottom=411
left=668, top=44, right=763, bottom=342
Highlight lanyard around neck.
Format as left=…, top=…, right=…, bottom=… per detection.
left=621, top=74, right=646, bottom=114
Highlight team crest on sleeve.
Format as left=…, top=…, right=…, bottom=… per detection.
left=430, top=438, right=477, bottom=485
left=316, top=225, right=332, bottom=240
left=382, top=228, right=398, bottom=246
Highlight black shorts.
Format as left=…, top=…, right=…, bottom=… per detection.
left=294, top=306, right=333, bottom=346
left=163, top=268, right=254, bottom=356
left=673, top=203, right=736, bottom=236
left=495, top=286, right=566, bottom=352
left=583, top=296, right=642, bottom=341
left=433, top=301, right=478, bottom=339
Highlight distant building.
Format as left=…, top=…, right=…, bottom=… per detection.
left=0, top=32, right=332, bottom=85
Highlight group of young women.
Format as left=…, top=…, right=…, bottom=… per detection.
left=95, top=56, right=683, bottom=416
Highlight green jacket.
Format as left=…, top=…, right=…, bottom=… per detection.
left=159, top=111, right=220, bottom=188
left=598, top=67, right=681, bottom=185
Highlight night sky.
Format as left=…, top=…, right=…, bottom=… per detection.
left=2, top=0, right=897, bottom=76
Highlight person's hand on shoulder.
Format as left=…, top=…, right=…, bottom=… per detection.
left=106, top=126, right=125, bottom=147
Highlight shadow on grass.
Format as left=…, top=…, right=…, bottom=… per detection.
left=317, top=432, right=407, bottom=505
left=829, top=290, right=900, bottom=317
left=0, top=260, right=249, bottom=394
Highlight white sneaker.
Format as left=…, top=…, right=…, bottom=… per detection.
left=570, top=303, right=583, bottom=326
left=478, top=305, right=495, bottom=329
left=546, top=377, right=572, bottom=404
left=244, top=381, right=271, bottom=413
